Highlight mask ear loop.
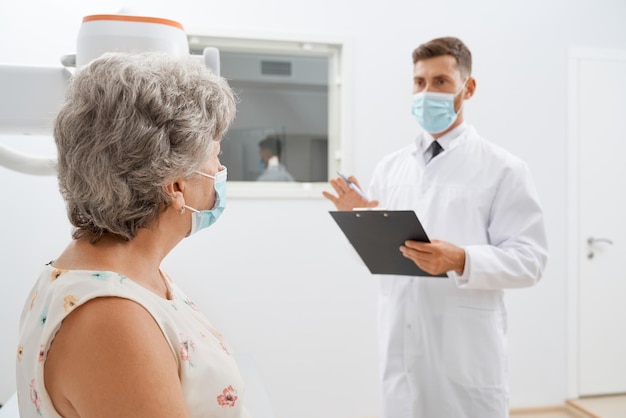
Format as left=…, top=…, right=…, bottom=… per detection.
left=195, top=171, right=215, bottom=180
left=454, top=78, right=470, bottom=115
left=454, top=78, right=469, bottom=97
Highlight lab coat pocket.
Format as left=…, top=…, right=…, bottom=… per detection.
left=441, top=305, right=506, bottom=388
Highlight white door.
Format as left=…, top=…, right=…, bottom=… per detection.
left=572, top=50, right=626, bottom=396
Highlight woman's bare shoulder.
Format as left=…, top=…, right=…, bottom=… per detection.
left=44, top=297, right=188, bottom=418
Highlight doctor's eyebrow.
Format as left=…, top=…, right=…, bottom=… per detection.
left=413, top=75, right=454, bottom=86
left=433, top=74, right=455, bottom=82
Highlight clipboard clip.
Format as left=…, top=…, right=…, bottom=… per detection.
left=355, top=211, right=390, bottom=218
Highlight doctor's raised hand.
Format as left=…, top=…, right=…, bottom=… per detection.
left=322, top=173, right=379, bottom=211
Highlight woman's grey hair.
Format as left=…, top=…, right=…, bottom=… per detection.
left=54, top=52, right=236, bottom=242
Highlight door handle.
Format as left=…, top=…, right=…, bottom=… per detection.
left=587, top=237, right=614, bottom=259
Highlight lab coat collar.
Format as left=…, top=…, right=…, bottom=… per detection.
left=415, top=122, right=469, bottom=156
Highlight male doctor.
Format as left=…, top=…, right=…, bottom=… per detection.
left=323, top=36, right=548, bottom=418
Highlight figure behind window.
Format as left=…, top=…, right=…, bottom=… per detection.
left=256, top=134, right=295, bottom=182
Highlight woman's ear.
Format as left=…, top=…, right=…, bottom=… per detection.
left=164, top=180, right=186, bottom=212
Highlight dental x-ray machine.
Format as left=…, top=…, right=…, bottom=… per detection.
left=0, top=13, right=221, bottom=176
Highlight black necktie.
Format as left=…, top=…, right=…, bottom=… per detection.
left=429, top=141, right=443, bottom=162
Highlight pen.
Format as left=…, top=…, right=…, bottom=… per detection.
left=337, top=171, right=370, bottom=201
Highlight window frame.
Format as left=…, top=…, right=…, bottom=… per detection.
left=186, top=29, right=353, bottom=199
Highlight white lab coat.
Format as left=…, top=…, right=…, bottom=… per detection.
left=368, top=123, right=548, bottom=418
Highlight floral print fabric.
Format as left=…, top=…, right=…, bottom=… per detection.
left=16, top=263, right=249, bottom=418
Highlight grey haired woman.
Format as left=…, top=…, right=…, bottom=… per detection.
left=16, top=52, right=250, bottom=418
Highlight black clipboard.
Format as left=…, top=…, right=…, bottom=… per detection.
left=329, top=210, right=447, bottom=277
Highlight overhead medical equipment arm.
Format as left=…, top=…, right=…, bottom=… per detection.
left=0, top=143, right=57, bottom=176
left=0, top=64, right=71, bottom=175
left=0, top=13, right=220, bottom=176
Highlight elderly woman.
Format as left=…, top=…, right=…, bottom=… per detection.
left=16, top=52, right=248, bottom=417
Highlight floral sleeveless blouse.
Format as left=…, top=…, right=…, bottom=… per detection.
left=16, top=262, right=250, bottom=418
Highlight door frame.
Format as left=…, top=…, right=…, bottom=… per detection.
left=566, top=46, right=626, bottom=399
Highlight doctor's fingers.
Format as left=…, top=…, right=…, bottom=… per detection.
left=322, top=178, right=378, bottom=210
left=399, top=247, right=444, bottom=275
left=329, top=177, right=351, bottom=194
left=321, top=179, right=347, bottom=205
left=346, top=175, right=364, bottom=189
left=403, top=240, right=434, bottom=253
left=322, top=188, right=365, bottom=211
left=404, top=240, right=465, bottom=275
left=322, top=190, right=340, bottom=205
left=400, top=245, right=434, bottom=260
left=404, top=240, right=458, bottom=259
left=400, top=243, right=450, bottom=266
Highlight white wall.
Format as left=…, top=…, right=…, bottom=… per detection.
left=2, top=0, right=626, bottom=417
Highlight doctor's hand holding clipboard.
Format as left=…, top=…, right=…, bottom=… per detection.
left=322, top=172, right=379, bottom=211
left=323, top=171, right=466, bottom=277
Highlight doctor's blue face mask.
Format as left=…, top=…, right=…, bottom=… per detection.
left=411, top=79, right=468, bottom=134
left=183, top=167, right=227, bottom=236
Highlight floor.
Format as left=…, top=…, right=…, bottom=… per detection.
left=510, top=394, right=626, bottom=418
left=4, top=394, right=625, bottom=418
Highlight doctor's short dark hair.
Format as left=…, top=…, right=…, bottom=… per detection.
left=258, top=135, right=282, bottom=157
left=412, top=36, right=472, bottom=78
